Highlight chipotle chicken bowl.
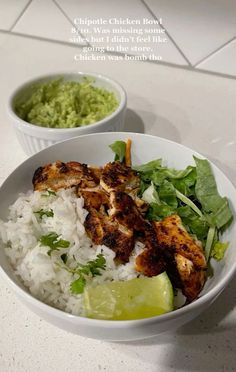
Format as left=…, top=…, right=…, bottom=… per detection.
left=0, top=132, right=235, bottom=341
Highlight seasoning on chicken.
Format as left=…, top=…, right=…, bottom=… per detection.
left=109, top=191, right=147, bottom=232
left=154, top=214, right=206, bottom=270
left=77, top=189, right=109, bottom=211
left=84, top=208, right=134, bottom=263
left=110, top=191, right=165, bottom=273
left=33, top=160, right=100, bottom=191
left=153, top=214, right=207, bottom=301
left=100, top=161, right=140, bottom=194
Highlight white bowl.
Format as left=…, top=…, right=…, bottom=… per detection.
left=7, top=72, right=127, bottom=156
left=0, top=132, right=236, bottom=341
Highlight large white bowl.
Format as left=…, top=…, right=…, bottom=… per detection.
left=0, top=132, right=236, bottom=341
left=7, top=72, right=127, bottom=155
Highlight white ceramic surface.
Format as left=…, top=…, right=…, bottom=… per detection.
left=0, top=132, right=236, bottom=341
left=7, top=72, right=127, bottom=155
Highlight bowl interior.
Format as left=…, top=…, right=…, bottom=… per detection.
left=0, top=132, right=236, bottom=317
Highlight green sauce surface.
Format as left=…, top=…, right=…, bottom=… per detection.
left=15, top=77, right=119, bottom=128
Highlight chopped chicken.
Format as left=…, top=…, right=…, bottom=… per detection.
left=153, top=214, right=207, bottom=301
left=84, top=208, right=134, bottom=263
left=135, top=247, right=166, bottom=277
left=33, top=161, right=100, bottom=191
left=77, top=189, right=109, bottom=210
left=154, top=214, right=206, bottom=270
left=109, top=191, right=146, bottom=231
left=100, top=161, right=140, bottom=194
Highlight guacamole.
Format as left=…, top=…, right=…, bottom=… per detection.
left=15, top=77, right=119, bottom=128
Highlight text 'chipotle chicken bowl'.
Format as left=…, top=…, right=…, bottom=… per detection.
left=0, top=133, right=236, bottom=341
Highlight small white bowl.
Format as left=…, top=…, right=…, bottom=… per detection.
left=8, top=72, right=127, bottom=155
left=0, top=132, right=236, bottom=341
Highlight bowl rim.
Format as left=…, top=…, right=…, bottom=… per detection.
left=1, top=131, right=236, bottom=327
left=7, top=71, right=127, bottom=134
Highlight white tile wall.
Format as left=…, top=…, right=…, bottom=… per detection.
left=197, top=38, right=236, bottom=76
left=56, top=0, right=188, bottom=65
left=144, top=0, right=236, bottom=66
left=0, top=0, right=236, bottom=78
left=0, top=0, right=30, bottom=30
left=13, top=0, right=85, bottom=45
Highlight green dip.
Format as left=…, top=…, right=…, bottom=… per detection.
left=15, top=77, right=119, bottom=128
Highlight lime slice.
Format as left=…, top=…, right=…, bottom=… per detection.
left=83, top=272, right=174, bottom=320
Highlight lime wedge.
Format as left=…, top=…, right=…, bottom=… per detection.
left=83, top=272, right=174, bottom=320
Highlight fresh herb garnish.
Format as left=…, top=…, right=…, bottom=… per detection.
left=34, top=208, right=54, bottom=219
left=39, top=232, right=70, bottom=256
left=42, top=189, right=56, bottom=197
left=70, top=254, right=106, bottom=294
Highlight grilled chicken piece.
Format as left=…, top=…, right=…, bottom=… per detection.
left=84, top=208, right=134, bottom=263
left=110, top=191, right=165, bottom=272
left=154, top=214, right=206, bottom=270
left=100, top=161, right=140, bottom=194
left=135, top=247, right=166, bottom=277
left=33, top=161, right=100, bottom=191
left=109, top=191, right=146, bottom=231
left=175, top=253, right=206, bottom=302
left=77, top=189, right=109, bottom=210
left=153, top=214, right=207, bottom=301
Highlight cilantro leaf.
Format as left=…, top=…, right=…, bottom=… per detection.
left=69, top=254, right=106, bottom=294
left=70, top=277, right=86, bottom=294
left=34, top=208, right=54, bottom=219
left=39, top=232, right=70, bottom=256
left=42, top=189, right=56, bottom=197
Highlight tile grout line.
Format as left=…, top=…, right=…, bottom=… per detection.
left=52, top=0, right=90, bottom=47
left=1, top=29, right=236, bottom=81
left=9, top=0, right=33, bottom=31
left=193, top=36, right=236, bottom=67
left=4, top=0, right=236, bottom=78
left=141, top=0, right=192, bottom=67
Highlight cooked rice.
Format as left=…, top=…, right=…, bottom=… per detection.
left=0, top=188, right=144, bottom=316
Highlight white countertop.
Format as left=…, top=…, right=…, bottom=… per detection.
left=1, top=32, right=236, bottom=372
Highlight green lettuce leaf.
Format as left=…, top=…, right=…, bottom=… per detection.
left=194, top=156, right=233, bottom=229
left=142, top=182, right=160, bottom=204
left=133, top=159, right=162, bottom=173
left=158, top=180, right=178, bottom=208
left=177, top=206, right=209, bottom=242
left=109, top=141, right=126, bottom=162
left=210, top=241, right=229, bottom=261
left=146, top=203, right=175, bottom=221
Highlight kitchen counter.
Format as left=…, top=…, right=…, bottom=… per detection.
left=0, top=32, right=236, bottom=372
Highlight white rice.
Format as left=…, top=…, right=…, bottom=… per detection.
left=0, top=188, right=144, bottom=316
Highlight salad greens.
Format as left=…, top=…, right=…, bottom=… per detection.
left=109, top=140, right=126, bottom=162
left=108, top=142, right=233, bottom=262
left=133, top=155, right=233, bottom=261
